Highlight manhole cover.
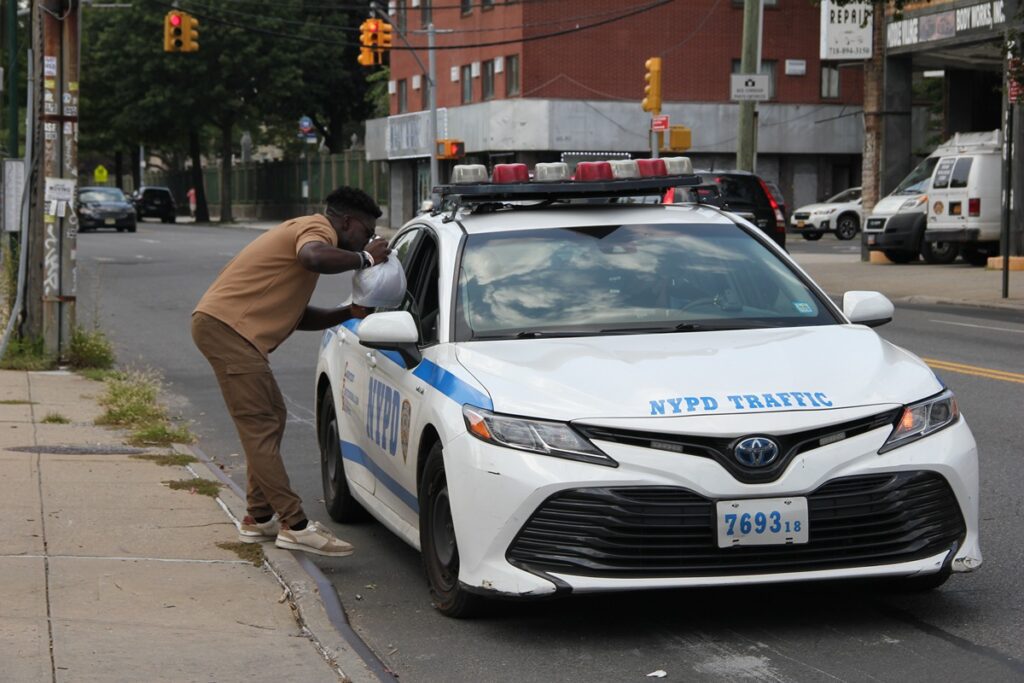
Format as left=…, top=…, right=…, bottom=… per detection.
left=8, top=444, right=147, bottom=455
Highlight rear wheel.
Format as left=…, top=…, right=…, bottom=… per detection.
left=835, top=214, right=860, bottom=240
left=420, top=442, right=485, bottom=618
left=801, top=232, right=823, bottom=241
left=961, top=246, right=991, bottom=267
left=318, top=392, right=367, bottom=523
left=921, top=241, right=959, bottom=265
left=883, top=249, right=916, bottom=264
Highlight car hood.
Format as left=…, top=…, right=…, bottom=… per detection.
left=871, top=194, right=921, bottom=217
left=454, top=326, right=940, bottom=421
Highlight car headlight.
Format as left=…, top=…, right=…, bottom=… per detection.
left=79, top=205, right=97, bottom=216
left=462, top=405, right=616, bottom=467
left=813, top=207, right=838, bottom=216
left=878, top=389, right=959, bottom=454
left=899, top=195, right=927, bottom=211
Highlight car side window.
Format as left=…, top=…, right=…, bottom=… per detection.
left=949, top=158, right=973, bottom=189
left=373, top=229, right=421, bottom=315
left=404, top=234, right=440, bottom=345
left=932, top=157, right=956, bottom=189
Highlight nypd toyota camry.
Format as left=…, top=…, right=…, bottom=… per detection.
left=314, top=159, right=981, bottom=617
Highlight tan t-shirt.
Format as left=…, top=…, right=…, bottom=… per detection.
left=194, top=214, right=338, bottom=356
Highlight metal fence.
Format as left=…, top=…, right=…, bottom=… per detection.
left=144, top=151, right=388, bottom=221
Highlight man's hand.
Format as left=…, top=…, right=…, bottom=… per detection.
left=364, top=237, right=391, bottom=266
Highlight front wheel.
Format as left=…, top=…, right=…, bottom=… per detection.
left=319, top=392, right=367, bottom=523
left=883, top=249, right=917, bottom=264
left=801, top=232, right=823, bottom=241
left=921, top=241, right=959, bottom=265
left=419, top=442, right=485, bottom=618
left=835, top=214, right=860, bottom=240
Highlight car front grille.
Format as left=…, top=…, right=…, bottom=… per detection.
left=866, top=217, right=886, bottom=231
left=506, top=471, right=964, bottom=579
left=793, top=212, right=811, bottom=220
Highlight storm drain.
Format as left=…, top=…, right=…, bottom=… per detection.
left=8, top=444, right=147, bottom=455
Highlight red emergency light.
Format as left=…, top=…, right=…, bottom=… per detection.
left=636, top=158, right=666, bottom=177
left=492, top=163, right=529, bottom=184
left=574, top=161, right=613, bottom=182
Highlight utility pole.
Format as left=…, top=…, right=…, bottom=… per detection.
left=26, top=0, right=79, bottom=356
left=7, top=0, right=18, bottom=156
left=428, top=22, right=439, bottom=207
left=736, top=0, right=762, bottom=171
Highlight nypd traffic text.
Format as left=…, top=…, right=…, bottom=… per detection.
left=649, top=391, right=834, bottom=416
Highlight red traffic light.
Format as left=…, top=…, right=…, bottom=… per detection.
left=170, top=13, right=182, bottom=27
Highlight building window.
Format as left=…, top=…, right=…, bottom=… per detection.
left=461, top=0, right=472, bottom=15
left=395, top=0, right=407, bottom=34
left=482, top=59, right=496, bottom=100
left=505, top=54, right=520, bottom=96
left=397, top=79, right=408, bottom=113
left=731, top=0, right=776, bottom=5
left=461, top=64, right=473, bottom=103
left=421, top=0, right=431, bottom=27
left=731, top=59, right=776, bottom=99
left=482, top=0, right=495, bottom=9
left=421, top=73, right=431, bottom=110
left=821, top=64, right=840, bottom=99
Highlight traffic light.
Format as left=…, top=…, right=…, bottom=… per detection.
left=164, top=11, right=198, bottom=53
left=436, top=139, right=465, bottom=160
left=181, top=13, right=199, bottom=52
left=164, top=11, right=184, bottom=52
left=359, top=18, right=381, bottom=66
left=642, top=56, right=662, bottom=115
left=378, top=22, right=394, bottom=51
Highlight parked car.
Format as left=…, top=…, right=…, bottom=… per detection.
left=865, top=131, right=1001, bottom=265
left=762, top=178, right=789, bottom=228
left=132, top=186, right=177, bottom=223
left=314, top=160, right=980, bottom=617
left=76, top=186, right=137, bottom=233
left=791, top=187, right=863, bottom=241
left=694, top=171, right=787, bottom=248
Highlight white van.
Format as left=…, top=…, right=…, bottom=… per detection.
left=865, top=130, right=1002, bottom=265
left=925, top=131, right=1003, bottom=265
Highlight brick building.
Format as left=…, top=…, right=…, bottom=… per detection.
left=365, top=0, right=921, bottom=226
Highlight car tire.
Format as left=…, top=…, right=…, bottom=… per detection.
left=883, top=249, right=917, bottom=264
left=921, top=241, right=959, bottom=265
left=318, top=392, right=368, bottom=523
left=835, top=214, right=859, bottom=240
left=162, top=214, right=175, bottom=224
left=961, top=246, right=990, bottom=267
left=419, top=441, right=485, bottom=618
left=801, top=232, right=823, bottom=241
left=128, top=223, right=137, bottom=233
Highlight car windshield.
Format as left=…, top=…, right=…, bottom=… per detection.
left=827, top=188, right=861, bottom=203
left=455, top=222, right=837, bottom=340
left=893, top=157, right=939, bottom=195
left=708, top=175, right=761, bottom=206
left=80, top=188, right=126, bottom=203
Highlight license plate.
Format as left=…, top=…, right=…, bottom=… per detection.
left=104, top=218, right=115, bottom=225
left=796, top=220, right=805, bottom=228
left=716, top=497, right=808, bottom=547
left=867, top=234, right=876, bottom=245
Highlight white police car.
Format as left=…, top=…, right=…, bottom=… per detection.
left=314, top=159, right=981, bottom=617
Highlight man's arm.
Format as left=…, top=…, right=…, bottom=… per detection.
left=298, top=239, right=390, bottom=274
left=296, top=305, right=354, bottom=331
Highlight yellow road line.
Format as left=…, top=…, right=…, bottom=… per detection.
left=923, top=358, right=1024, bottom=385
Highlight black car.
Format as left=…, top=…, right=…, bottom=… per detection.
left=694, top=171, right=787, bottom=249
left=77, top=187, right=137, bottom=233
left=132, top=186, right=177, bottom=223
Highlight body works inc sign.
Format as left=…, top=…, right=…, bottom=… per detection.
left=887, top=0, right=1006, bottom=49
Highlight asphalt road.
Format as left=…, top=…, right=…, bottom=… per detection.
left=77, top=222, right=1024, bottom=683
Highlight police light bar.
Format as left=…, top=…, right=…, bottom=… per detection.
left=636, top=158, right=667, bottom=177
left=575, top=161, right=613, bottom=182
left=608, top=160, right=639, bottom=179
left=662, top=156, right=693, bottom=174
left=451, top=164, right=488, bottom=184
left=534, top=162, right=570, bottom=182
left=492, top=163, right=529, bottom=184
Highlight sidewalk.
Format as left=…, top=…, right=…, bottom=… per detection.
left=792, top=251, right=1024, bottom=312
left=0, top=369, right=375, bottom=683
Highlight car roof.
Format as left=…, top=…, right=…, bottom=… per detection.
left=427, top=203, right=738, bottom=236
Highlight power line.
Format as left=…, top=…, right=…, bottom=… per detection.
left=140, top=0, right=675, bottom=51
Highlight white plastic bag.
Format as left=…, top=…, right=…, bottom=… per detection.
left=348, top=256, right=407, bottom=308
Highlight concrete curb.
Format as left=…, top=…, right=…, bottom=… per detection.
left=172, top=443, right=395, bottom=683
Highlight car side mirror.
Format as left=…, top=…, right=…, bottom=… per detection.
left=358, top=311, right=422, bottom=367
left=843, top=291, right=894, bottom=327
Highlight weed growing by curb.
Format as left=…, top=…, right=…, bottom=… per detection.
left=0, top=336, right=55, bottom=371
left=128, top=423, right=194, bottom=446
left=96, top=368, right=195, bottom=446
left=68, top=327, right=115, bottom=370
left=165, top=478, right=221, bottom=497
left=130, top=453, right=198, bottom=467
left=79, top=368, right=121, bottom=382
left=217, top=541, right=265, bottom=567
left=0, top=399, right=35, bottom=405
left=41, top=412, right=70, bottom=424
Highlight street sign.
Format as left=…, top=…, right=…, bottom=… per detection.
left=3, top=159, right=25, bottom=233
left=298, top=115, right=313, bottom=133
left=730, top=74, right=770, bottom=102
left=651, top=115, right=669, bottom=132
left=1010, top=60, right=1021, bottom=104
left=93, top=164, right=108, bottom=184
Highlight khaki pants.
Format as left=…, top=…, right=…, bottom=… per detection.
left=191, top=312, right=304, bottom=527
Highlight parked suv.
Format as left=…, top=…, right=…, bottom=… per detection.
left=695, top=171, right=787, bottom=248
left=132, top=186, right=177, bottom=223
left=791, top=187, right=863, bottom=241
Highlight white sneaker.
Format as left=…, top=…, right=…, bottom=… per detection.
left=275, top=521, right=354, bottom=557
left=238, top=514, right=280, bottom=543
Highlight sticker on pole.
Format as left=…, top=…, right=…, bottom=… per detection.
left=730, top=74, right=770, bottom=102
left=651, top=115, right=669, bottom=132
